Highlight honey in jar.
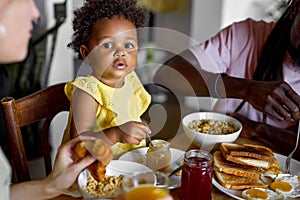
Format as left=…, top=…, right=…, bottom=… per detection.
left=146, top=139, right=171, bottom=173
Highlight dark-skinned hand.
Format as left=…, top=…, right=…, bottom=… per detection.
left=229, top=113, right=258, bottom=138
left=246, top=81, right=300, bottom=121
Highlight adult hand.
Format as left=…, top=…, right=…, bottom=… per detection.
left=45, top=136, right=97, bottom=196
left=246, top=81, right=300, bottom=121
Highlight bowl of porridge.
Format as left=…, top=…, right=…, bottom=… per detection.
left=182, top=112, right=242, bottom=150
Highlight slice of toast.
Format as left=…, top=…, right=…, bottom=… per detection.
left=222, top=153, right=272, bottom=169
left=214, top=171, right=268, bottom=190
left=220, top=143, right=278, bottom=169
left=213, top=151, right=262, bottom=179
left=220, top=143, right=278, bottom=164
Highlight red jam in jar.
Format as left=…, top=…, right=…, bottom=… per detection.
left=181, top=149, right=213, bottom=200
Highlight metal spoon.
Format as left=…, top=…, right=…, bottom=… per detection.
left=168, top=165, right=182, bottom=177
left=146, top=133, right=152, bottom=147
left=142, top=119, right=152, bottom=146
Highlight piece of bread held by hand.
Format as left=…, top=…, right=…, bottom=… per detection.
left=74, top=139, right=113, bottom=181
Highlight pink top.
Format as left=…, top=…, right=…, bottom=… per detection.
left=190, top=18, right=300, bottom=129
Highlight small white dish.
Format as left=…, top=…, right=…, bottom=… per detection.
left=118, top=147, right=185, bottom=189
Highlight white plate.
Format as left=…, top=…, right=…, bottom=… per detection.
left=78, top=160, right=155, bottom=199
left=213, top=153, right=300, bottom=200
left=118, top=147, right=185, bottom=189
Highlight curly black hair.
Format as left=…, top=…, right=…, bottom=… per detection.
left=69, top=0, right=149, bottom=59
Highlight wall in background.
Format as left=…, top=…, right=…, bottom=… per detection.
left=45, top=0, right=75, bottom=85
left=221, top=0, right=275, bottom=28
left=190, top=0, right=223, bottom=44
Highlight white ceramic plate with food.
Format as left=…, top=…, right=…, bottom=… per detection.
left=78, top=160, right=155, bottom=199
left=118, top=147, right=185, bottom=189
left=212, top=153, right=300, bottom=200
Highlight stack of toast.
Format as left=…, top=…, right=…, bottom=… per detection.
left=214, top=143, right=282, bottom=190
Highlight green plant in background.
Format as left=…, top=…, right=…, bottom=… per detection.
left=0, top=1, right=67, bottom=159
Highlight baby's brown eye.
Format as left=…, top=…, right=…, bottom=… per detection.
left=125, top=43, right=134, bottom=49
left=102, top=42, right=113, bottom=48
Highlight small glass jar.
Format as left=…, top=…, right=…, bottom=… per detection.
left=181, top=149, right=213, bottom=200
left=146, top=139, right=171, bottom=173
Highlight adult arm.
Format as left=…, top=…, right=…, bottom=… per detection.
left=10, top=136, right=96, bottom=200
left=154, top=49, right=300, bottom=121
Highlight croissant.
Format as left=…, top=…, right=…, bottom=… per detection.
left=74, top=139, right=113, bottom=181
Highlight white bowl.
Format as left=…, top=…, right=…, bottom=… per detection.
left=182, top=112, right=242, bottom=150
left=78, top=160, right=155, bottom=199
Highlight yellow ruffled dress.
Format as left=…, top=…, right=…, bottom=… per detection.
left=62, top=71, right=151, bottom=157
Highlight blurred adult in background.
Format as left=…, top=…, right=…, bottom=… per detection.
left=154, top=0, right=300, bottom=159
left=0, top=1, right=101, bottom=199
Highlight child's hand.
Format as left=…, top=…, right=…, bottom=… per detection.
left=117, top=121, right=151, bottom=144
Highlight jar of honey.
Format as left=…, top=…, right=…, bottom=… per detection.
left=181, top=149, right=213, bottom=200
left=146, top=139, right=171, bottom=173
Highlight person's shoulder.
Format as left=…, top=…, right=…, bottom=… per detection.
left=224, top=18, right=275, bottom=40
left=230, top=18, right=275, bottom=31
left=232, top=18, right=271, bottom=25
